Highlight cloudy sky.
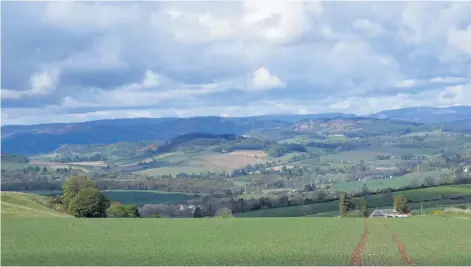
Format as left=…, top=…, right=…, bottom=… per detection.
left=1, top=1, right=471, bottom=125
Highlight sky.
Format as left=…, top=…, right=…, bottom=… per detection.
left=1, top=1, right=471, bottom=125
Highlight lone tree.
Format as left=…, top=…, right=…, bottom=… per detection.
left=68, top=187, right=110, bottom=218
left=339, top=193, right=355, bottom=217
left=361, top=196, right=368, bottom=218
left=393, top=194, right=410, bottom=213
left=62, top=175, right=97, bottom=207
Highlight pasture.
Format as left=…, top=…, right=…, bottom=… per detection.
left=238, top=185, right=471, bottom=217
left=333, top=169, right=451, bottom=193
left=1, top=217, right=470, bottom=265
left=135, top=150, right=269, bottom=176
left=0, top=192, right=70, bottom=218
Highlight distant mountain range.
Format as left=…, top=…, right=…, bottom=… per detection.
left=370, top=106, right=471, bottom=123
left=1, top=106, right=470, bottom=155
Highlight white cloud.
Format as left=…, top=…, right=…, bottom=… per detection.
left=142, top=70, right=160, bottom=88
left=394, top=79, right=417, bottom=88
left=115, top=70, right=160, bottom=91
left=241, top=1, right=322, bottom=43
left=447, top=25, right=471, bottom=55
left=352, top=19, right=385, bottom=37
left=329, top=100, right=352, bottom=109
left=1, top=69, right=60, bottom=99
left=43, top=2, right=142, bottom=33
left=439, top=83, right=471, bottom=105
left=153, top=1, right=323, bottom=44
left=251, top=67, right=284, bottom=90
left=429, top=76, right=470, bottom=84
left=30, top=69, right=60, bottom=94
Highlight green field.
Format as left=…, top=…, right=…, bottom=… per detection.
left=238, top=185, right=471, bottom=217
left=333, top=169, right=450, bottom=193
left=2, top=217, right=470, bottom=265
left=0, top=192, right=70, bottom=218
left=387, top=217, right=471, bottom=265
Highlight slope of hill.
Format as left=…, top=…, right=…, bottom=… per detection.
left=441, top=119, right=471, bottom=133
left=0, top=117, right=291, bottom=155
left=370, top=106, right=471, bottom=123
left=293, top=117, right=427, bottom=137
left=0, top=191, right=70, bottom=218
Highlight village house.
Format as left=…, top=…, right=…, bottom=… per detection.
left=370, top=209, right=410, bottom=218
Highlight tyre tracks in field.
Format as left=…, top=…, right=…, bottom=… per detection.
left=349, top=219, right=369, bottom=266
left=382, top=222, right=417, bottom=266
left=349, top=219, right=417, bottom=266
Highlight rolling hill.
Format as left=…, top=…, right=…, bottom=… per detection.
left=2, top=106, right=469, bottom=155
left=1, top=191, right=70, bottom=218
left=0, top=117, right=291, bottom=155
left=370, top=106, right=471, bottom=123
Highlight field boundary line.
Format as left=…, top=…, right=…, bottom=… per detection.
left=349, top=219, right=368, bottom=266
left=382, top=221, right=417, bottom=266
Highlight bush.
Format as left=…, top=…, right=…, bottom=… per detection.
left=215, top=208, right=233, bottom=218
left=431, top=210, right=442, bottom=215
left=68, top=188, right=111, bottom=218
left=107, top=204, right=139, bottom=218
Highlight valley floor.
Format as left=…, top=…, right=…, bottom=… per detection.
left=2, top=217, right=470, bottom=266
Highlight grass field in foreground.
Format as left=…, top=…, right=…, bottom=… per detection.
left=387, top=216, right=471, bottom=265
left=2, top=218, right=363, bottom=266
left=1, top=217, right=470, bottom=266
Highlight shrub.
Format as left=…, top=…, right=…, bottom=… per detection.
left=431, top=210, right=442, bottom=215
left=107, top=204, right=140, bottom=218
left=444, top=207, right=471, bottom=215
left=215, top=208, right=233, bottom=218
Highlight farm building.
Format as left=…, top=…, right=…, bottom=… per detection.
left=370, top=209, right=410, bottom=218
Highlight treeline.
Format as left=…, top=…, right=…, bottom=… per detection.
left=139, top=177, right=471, bottom=218
left=2, top=176, right=242, bottom=196
left=52, top=152, right=108, bottom=163
left=156, top=133, right=238, bottom=154
left=1, top=153, right=30, bottom=163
